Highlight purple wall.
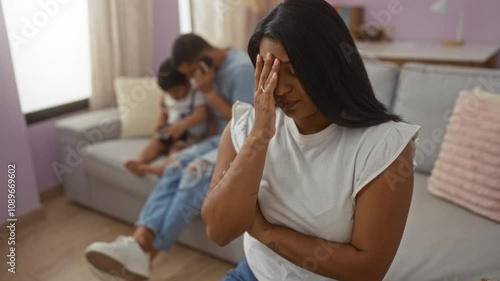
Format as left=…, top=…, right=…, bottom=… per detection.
left=329, top=0, right=500, bottom=66
left=27, top=111, right=86, bottom=191
left=153, top=0, right=180, bottom=70
left=0, top=4, right=41, bottom=220
left=28, top=120, right=59, bottom=191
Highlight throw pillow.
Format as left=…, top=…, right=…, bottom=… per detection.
left=114, top=77, right=163, bottom=138
left=428, top=88, right=500, bottom=222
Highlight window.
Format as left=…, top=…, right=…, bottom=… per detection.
left=1, top=0, right=91, bottom=114
left=178, top=0, right=192, bottom=34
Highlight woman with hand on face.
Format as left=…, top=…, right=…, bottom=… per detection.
left=201, top=0, right=420, bottom=280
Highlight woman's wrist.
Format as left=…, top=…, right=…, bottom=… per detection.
left=249, top=128, right=274, bottom=146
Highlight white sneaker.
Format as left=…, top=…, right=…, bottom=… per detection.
left=85, top=236, right=151, bottom=281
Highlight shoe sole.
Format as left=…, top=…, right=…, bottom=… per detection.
left=86, top=250, right=148, bottom=281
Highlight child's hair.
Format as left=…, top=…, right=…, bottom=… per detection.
left=157, top=58, right=188, bottom=92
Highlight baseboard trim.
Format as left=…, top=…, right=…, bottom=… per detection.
left=40, top=184, right=64, bottom=203
left=0, top=207, right=45, bottom=230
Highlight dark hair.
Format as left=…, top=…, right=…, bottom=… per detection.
left=157, top=58, right=187, bottom=91
left=171, top=33, right=213, bottom=68
left=247, top=0, right=401, bottom=128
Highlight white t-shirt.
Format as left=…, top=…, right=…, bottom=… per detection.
left=230, top=102, right=420, bottom=281
left=164, top=90, right=206, bottom=136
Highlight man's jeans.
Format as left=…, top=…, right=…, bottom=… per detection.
left=136, top=135, right=220, bottom=251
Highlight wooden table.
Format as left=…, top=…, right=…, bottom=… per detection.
left=356, top=41, right=500, bottom=68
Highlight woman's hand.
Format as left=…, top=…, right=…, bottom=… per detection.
left=248, top=202, right=273, bottom=242
left=252, top=53, right=280, bottom=142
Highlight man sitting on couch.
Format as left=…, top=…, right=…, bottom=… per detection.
left=85, top=33, right=254, bottom=281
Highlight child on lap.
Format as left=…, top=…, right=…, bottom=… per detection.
left=124, top=58, right=208, bottom=176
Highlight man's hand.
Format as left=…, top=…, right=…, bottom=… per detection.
left=191, top=60, right=215, bottom=93
left=166, top=121, right=187, bottom=140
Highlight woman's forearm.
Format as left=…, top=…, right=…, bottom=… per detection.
left=253, top=225, right=386, bottom=281
left=202, top=132, right=270, bottom=246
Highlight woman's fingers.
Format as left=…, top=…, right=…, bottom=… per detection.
left=258, top=53, right=274, bottom=90
left=265, top=59, right=280, bottom=90
left=264, top=72, right=278, bottom=99
left=254, top=54, right=263, bottom=93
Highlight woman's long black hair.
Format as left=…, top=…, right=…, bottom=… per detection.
left=248, top=0, right=402, bottom=128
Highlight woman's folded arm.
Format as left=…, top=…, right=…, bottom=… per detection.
left=201, top=123, right=271, bottom=246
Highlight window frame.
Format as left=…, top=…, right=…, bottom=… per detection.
left=24, top=99, right=89, bottom=124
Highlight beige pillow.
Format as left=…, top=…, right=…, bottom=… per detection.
left=428, top=88, right=500, bottom=222
left=114, top=77, right=163, bottom=138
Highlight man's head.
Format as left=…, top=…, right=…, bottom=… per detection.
left=157, top=58, right=190, bottom=100
left=171, top=33, right=213, bottom=78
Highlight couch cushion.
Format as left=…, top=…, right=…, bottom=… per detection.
left=115, top=77, right=164, bottom=138
left=385, top=172, right=500, bottom=280
left=83, top=139, right=164, bottom=199
left=392, top=63, right=500, bottom=174
left=428, top=88, right=500, bottom=222
left=364, top=61, right=400, bottom=110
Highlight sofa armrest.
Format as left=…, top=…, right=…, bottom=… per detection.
left=55, top=108, right=121, bottom=205
left=56, top=108, right=121, bottom=141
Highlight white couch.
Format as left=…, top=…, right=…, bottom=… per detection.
left=56, top=62, right=500, bottom=280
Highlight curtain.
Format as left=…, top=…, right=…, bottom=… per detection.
left=190, top=0, right=265, bottom=51
left=246, top=0, right=282, bottom=13
left=88, top=0, right=153, bottom=109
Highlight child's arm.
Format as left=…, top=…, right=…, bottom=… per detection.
left=166, top=105, right=208, bottom=139
left=156, top=96, right=168, bottom=131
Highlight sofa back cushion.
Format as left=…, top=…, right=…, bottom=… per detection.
left=363, top=61, right=400, bottom=110
left=392, top=63, right=500, bottom=174
left=427, top=88, right=500, bottom=222
left=115, top=77, right=163, bottom=138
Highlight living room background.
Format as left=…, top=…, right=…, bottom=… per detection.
left=1, top=0, right=499, bottom=222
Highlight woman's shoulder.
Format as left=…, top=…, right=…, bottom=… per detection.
left=350, top=121, right=421, bottom=203
left=334, top=121, right=420, bottom=169
left=344, top=121, right=420, bottom=145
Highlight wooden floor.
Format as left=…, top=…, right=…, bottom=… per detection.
left=0, top=195, right=234, bottom=281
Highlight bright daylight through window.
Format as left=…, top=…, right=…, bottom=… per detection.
left=1, top=0, right=91, bottom=114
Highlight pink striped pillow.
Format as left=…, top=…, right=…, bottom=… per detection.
left=428, top=88, right=500, bottom=222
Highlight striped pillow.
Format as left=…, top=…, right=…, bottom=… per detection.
left=428, top=88, right=500, bottom=222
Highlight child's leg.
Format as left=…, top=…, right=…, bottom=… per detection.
left=125, top=136, right=166, bottom=176
left=138, top=136, right=167, bottom=163
left=139, top=143, right=186, bottom=177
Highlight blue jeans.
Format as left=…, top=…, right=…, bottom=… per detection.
left=221, top=258, right=257, bottom=281
left=136, top=135, right=220, bottom=251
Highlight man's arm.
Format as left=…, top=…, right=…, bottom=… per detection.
left=192, top=62, right=233, bottom=120
left=178, top=104, right=208, bottom=129
left=165, top=105, right=207, bottom=140
left=202, top=63, right=255, bottom=120
left=248, top=143, right=414, bottom=281
left=194, top=61, right=255, bottom=121
left=156, top=96, right=168, bottom=130
left=203, top=89, right=232, bottom=120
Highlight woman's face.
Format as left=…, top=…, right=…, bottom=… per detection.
left=258, top=38, right=322, bottom=123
